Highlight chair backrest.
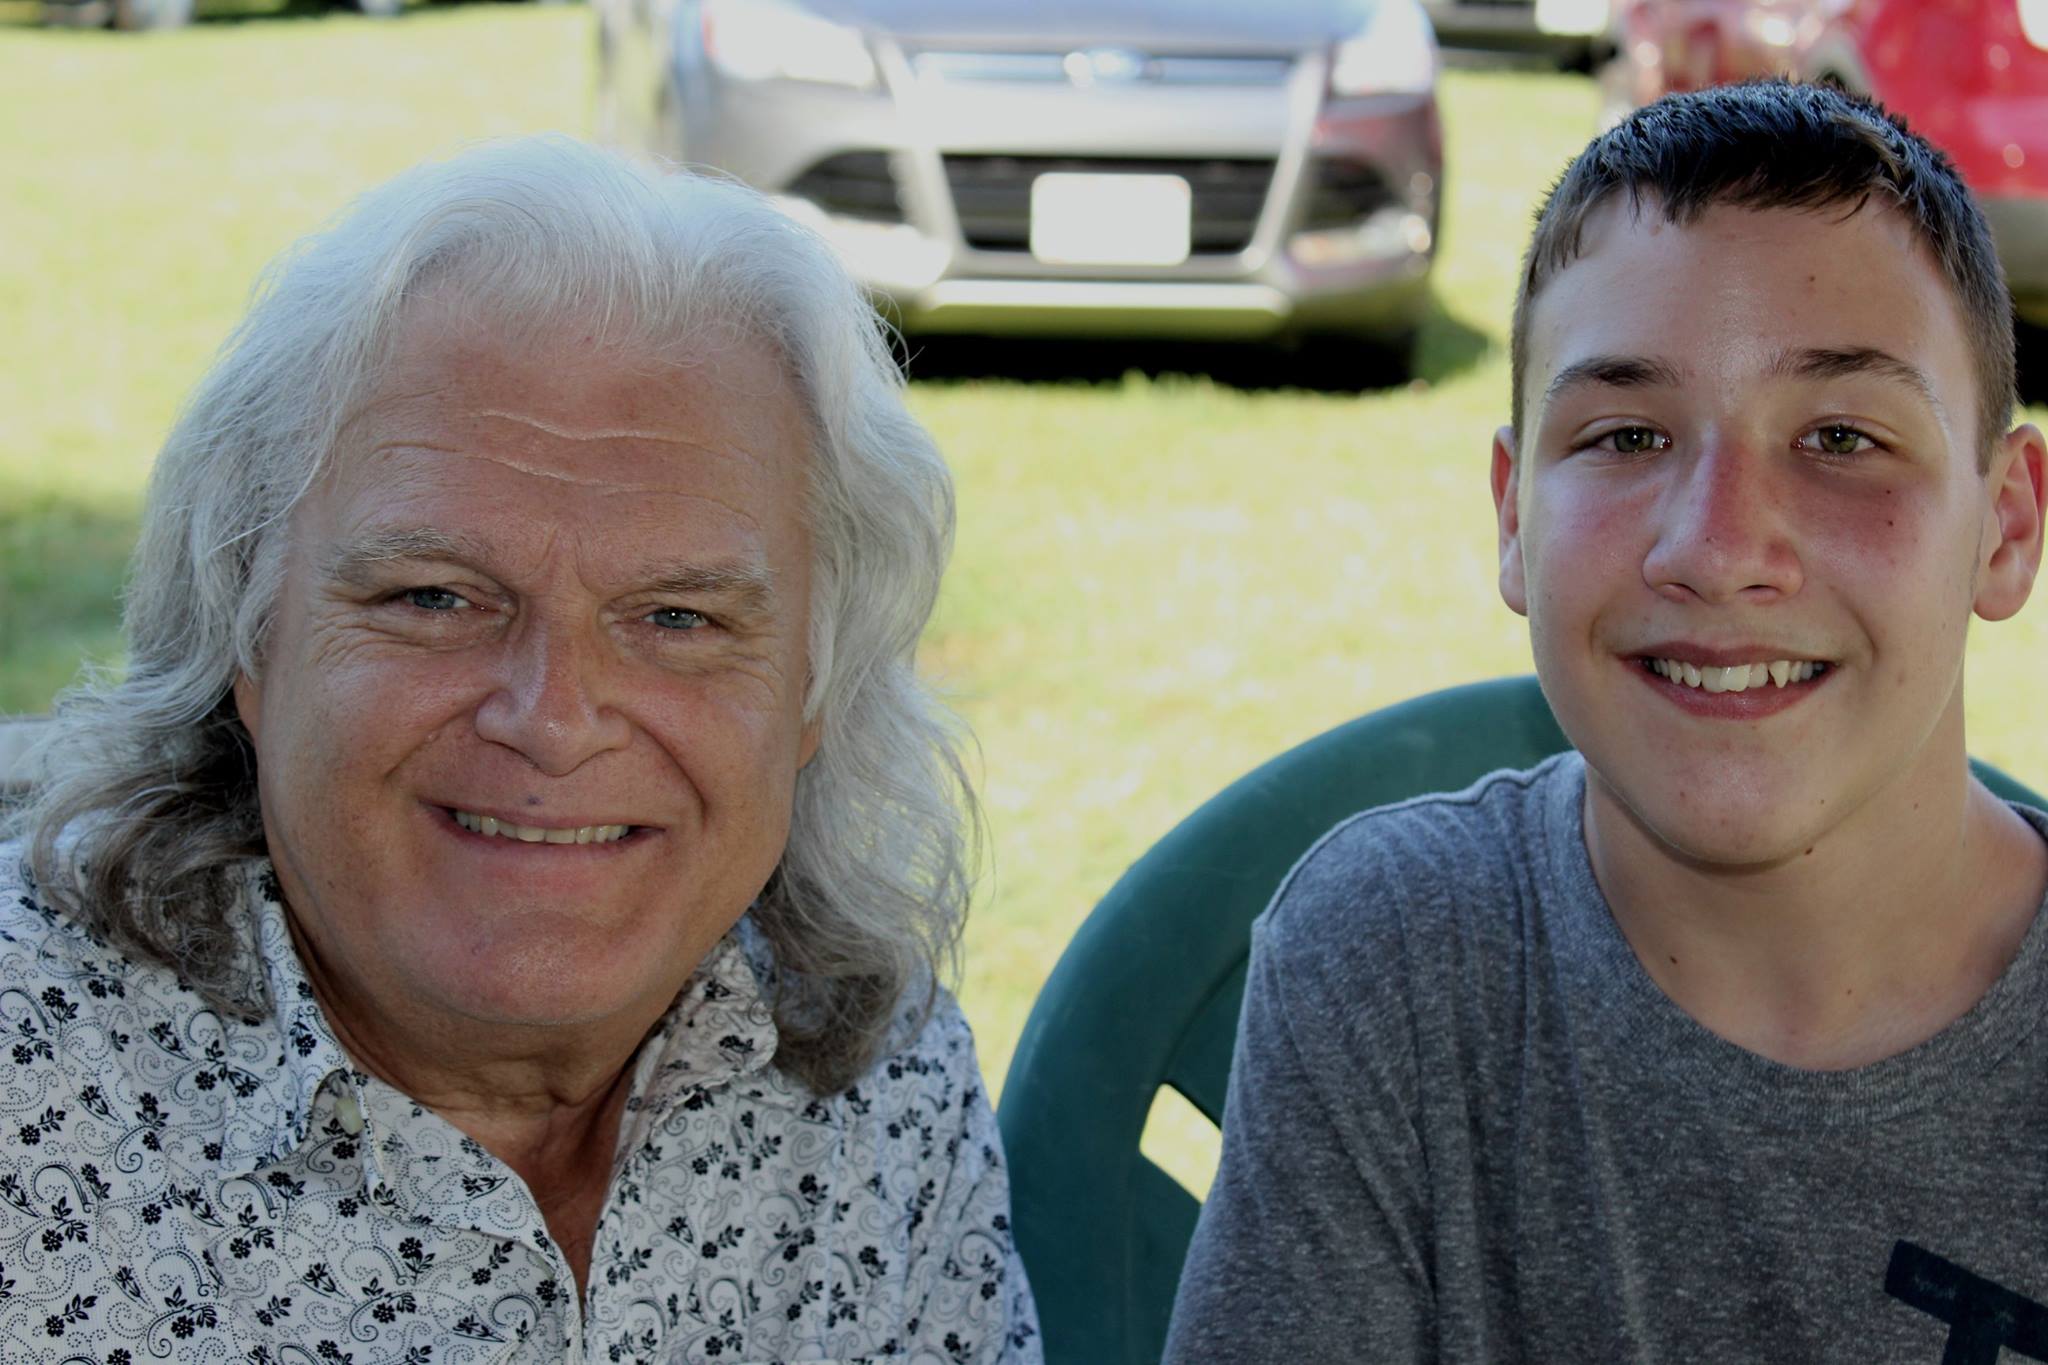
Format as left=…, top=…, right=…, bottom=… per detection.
left=996, top=675, right=2047, bottom=1365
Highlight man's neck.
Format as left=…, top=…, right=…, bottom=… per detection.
left=1584, top=754, right=2048, bottom=1071
left=281, top=914, right=670, bottom=1297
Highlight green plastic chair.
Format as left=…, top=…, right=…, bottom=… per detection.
left=996, top=675, right=2047, bottom=1365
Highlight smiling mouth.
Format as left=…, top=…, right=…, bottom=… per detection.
left=1640, top=657, right=1831, bottom=693
left=447, top=808, right=638, bottom=845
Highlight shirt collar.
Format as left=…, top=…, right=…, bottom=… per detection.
left=621, top=914, right=783, bottom=1118
left=229, top=862, right=785, bottom=1173
left=238, top=862, right=356, bottom=1173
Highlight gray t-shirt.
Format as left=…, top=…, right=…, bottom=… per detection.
left=1165, top=753, right=2048, bottom=1364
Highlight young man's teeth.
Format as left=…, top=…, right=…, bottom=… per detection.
left=450, top=810, right=631, bottom=843
left=1649, top=658, right=1824, bottom=691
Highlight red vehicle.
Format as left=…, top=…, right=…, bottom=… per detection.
left=1606, top=0, right=2048, bottom=331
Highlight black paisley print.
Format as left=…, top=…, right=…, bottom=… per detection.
left=0, top=850, right=1041, bottom=1364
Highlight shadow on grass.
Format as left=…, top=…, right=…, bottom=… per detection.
left=0, top=493, right=137, bottom=716
left=902, top=293, right=1492, bottom=395
left=189, top=0, right=555, bottom=27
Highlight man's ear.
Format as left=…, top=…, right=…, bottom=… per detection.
left=1492, top=425, right=1528, bottom=617
left=1975, top=422, right=2047, bottom=623
left=233, top=671, right=264, bottom=747
left=797, top=716, right=823, bottom=771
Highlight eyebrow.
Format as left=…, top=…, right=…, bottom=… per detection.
left=323, top=527, right=778, bottom=612
left=1541, top=354, right=1687, bottom=410
left=1541, top=345, right=1947, bottom=423
left=641, top=562, right=778, bottom=614
left=323, top=527, right=483, bottom=589
left=1765, top=346, right=1946, bottom=417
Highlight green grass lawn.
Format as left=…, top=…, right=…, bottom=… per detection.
left=6, top=7, right=2048, bottom=1195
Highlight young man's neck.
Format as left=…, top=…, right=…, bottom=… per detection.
left=1583, top=736, right=2048, bottom=1072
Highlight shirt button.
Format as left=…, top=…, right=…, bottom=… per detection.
left=335, top=1093, right=365, bottom=1136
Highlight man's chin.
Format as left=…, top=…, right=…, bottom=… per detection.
left=364, top=900, right=691, bottom=1028
left=1593, top=769, right=1848, bottom=874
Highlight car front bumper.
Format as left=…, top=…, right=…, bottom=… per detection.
left=679, top=45, right=1443, bottom=340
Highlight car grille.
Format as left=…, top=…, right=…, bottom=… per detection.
left=910, top=51, right=1294, bottom=87
left=785, top=152, right=903, bottom=223
left=1300, top=160, right=1401, bottom=230
left=942, top=155, right=1275, bottom=255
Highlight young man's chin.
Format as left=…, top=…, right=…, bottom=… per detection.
left=1590, top=761, right=1858, bottom=871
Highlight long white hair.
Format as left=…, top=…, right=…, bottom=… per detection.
left=9, top=137, right=975, bottom=1095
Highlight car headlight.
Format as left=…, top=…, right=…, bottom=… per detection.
left=702, top=0, right=878, bottom=89
left=1533, top=0, right=1611, bottom=37
left=1330, top=0, right=1438, bottom=98
left=2021, top=0, right=2048, bottom=53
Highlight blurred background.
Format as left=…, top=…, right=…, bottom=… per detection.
left=5, top=0, right=2047, bottom=1196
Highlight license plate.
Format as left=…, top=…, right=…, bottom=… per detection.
left=1029, top=173, right=1193, bottom=266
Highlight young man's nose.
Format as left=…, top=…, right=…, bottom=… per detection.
left=1641, top=440, right=1804, bottom=605
left=473, top=615, right=633, bottom=775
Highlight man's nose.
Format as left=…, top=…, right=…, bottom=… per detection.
left=473, top=616, right=632, bottom=776
left=1641, top=439, right=1803, bottom=605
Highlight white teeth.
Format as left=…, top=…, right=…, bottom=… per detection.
left=450, top=810, right=631, bottom=844
left=1649, top=657, right=1827, bottom=692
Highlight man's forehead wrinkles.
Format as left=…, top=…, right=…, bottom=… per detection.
left=358, top=442, right=760, bottom=494
left=471, top=408, right=743, bottom=449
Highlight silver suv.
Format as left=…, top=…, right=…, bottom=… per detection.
left=597, top=0, right=1444, bottom=362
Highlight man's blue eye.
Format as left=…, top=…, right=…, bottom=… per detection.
left=403, top=587, right=465, bottom=612
left=649, top=608, right=708, bottom=631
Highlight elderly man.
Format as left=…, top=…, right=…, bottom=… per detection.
left=1, top=138, right=1038, bottom=1363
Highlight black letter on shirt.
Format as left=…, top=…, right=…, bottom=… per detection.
left=1885, top=1240, right=2048, bottom=1364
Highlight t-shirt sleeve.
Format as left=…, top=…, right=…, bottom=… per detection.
left=1163, top=833, right=1437, bottom=1364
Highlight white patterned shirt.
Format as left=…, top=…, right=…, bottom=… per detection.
left=0, top=851, right=1040, bottom=1364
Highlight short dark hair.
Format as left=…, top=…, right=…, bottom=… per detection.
left=1510, top=80, right=2016, bottom=466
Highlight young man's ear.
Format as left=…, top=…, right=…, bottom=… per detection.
left=1492, top=425, right=1528, bottom=617
left=1975, top=421, right=2048, bottom=623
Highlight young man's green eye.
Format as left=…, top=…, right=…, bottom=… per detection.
left=1601, top=426, right=1666, bottom=455
left=1807, top=424, right=1874, bottom=457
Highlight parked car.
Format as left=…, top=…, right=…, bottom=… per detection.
left=1422, top=0, right=1618, bottom=68
left=1603, top=0, right=2048, bottom=330
left=597, top=0, right=1446, bottom=365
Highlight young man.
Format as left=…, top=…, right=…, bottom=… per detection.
left=1165, top=81, right=2048, bottom=1362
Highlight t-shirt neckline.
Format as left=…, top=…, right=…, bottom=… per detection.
left=1536, top=752, right=2048, bottom=1128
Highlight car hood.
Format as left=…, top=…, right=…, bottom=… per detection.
left=803, top=0, right=1380, bottom=53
